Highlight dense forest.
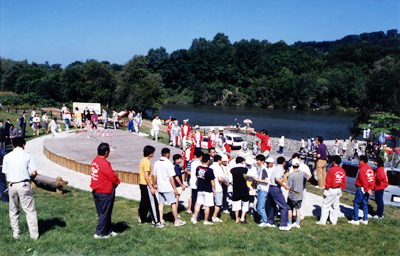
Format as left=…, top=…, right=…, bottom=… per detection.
left=1, top=29, right=399, bottom=134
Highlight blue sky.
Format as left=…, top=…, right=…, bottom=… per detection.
left=1, top=0, right=399, bottom=67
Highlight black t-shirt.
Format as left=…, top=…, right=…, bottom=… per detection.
left=174, top=163, right=184, bottom=188
left=196, top=165, right=215, bottom=192
left=231, top=166, right=249, bottom=200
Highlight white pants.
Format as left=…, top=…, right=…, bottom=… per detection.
left=182, top=136, right=187, bottom=148
left=9, top=182, right=39, bottom=238
left=154, top=129, right=159, bottom=141
left=134, top=124, right=139, bottom=134
left=172, top=135, right=180, bottom=147
left=319, top=188, right=342, bottom=225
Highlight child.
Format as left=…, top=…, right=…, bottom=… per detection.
left=287, top=159, right=310, bottom=228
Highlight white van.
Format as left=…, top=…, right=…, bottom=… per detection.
left=225, top=133, right=245, bottom=150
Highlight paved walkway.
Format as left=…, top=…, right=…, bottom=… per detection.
left=24, top=131, right=358, bottom=219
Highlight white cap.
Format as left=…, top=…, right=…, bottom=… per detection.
left=219, top=127, right=224, bottom=131
left=221, top=154, right=228, bottom=162
left=266, top=157, right=274, bottom=163
left=245, top=156, right=254, bottom=165
left=292, top=158, right=300, bottom=167
left=195, top=125, right=200, bottom=129
left=210, top=127, right=215, bottom=131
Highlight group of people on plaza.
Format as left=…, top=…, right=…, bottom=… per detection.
left=0, top=108, right=391, bottom=239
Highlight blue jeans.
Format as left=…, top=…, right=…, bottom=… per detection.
left=375, top=189, right=384, bottom=218
left=257, top=190, right=268, bottom=223
left=0, top=168, right=8, bottom=202
left=353, top=187, right=370, bottom=221
left=128, top=120, right=133, bottom=132
left=278, top=146, right=284, bottom=154
left=266, top=186, right=289, bottom=226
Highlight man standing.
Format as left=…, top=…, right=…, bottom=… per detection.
left=230, top=157, right=250, bottom=224
left=2, top=137, right=39, bottom=239
left=138, top=145, right=163, bottom=227
left=254, top=155, right=269, bottom=227
left=207, top=127, right=217, bottom=149
left=112, top=110, right=119, bottom=129
left=192, top=125, right=203, bottom=151
left=252, top=129, right=271, bottom=157
left=188, top=150, right=203, bottom=214
left=154, top=148, right=186, bottom=227
left=181, top=119, right=191, bottom=148
left=152, top=115, right=163, bottom=141
left=102, top=109, right=108, bottom=129
left=4, top=118, right=11, bottom=146
left=265, top=157, right=291, bottom=231
left=90, top=143, right=120, bottom=239
left=315, top=136, right=327, bottom=189
left=17, top=112, right=27, bottom=139
left=316, top=155, right=346, bottom=226
left=192, top=154, right=216, bottom=225
left=209, top=155, right=228, bottom=222
left=75, top=107, right=83, bottom=129
left=348, top=155, right=375, bottom=225
left=289, top=153, right=311, bottom=220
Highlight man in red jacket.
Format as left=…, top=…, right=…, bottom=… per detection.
left=374, top=157, right=389, bottom=219
left=90, top=143, right=121, bottom=238
left=316, top=156, right=346, bottom=226
left=252, top=129, right=271, bottom=157
left=348, top=155, right=375, bottom=225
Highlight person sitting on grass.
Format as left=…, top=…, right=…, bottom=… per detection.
left=287, top=159, right=311, bottom=228
left=192, top=154, right=216, bottom=225
left=90, top=142, right=120, bottom=239
left=230, top=157, right=250, bottom=224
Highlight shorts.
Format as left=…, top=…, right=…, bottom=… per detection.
left=262, top=150, right=270, bottom=157
left=76, top=118, right=82, bottom=126
left=176, top=186, right=183, bottom=195
left=214, top=191, right=223, bottom=206
left=158, top=191, right=176, bottom=204
left=232, top=199, right=249, bottom=212
left=196, top=191, right=214, bottom=207
left=288, top=198, right=302, bottom=210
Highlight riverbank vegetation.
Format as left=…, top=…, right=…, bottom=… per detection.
left=1, top=29, right=399, bottom=135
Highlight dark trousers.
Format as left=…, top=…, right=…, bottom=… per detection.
left=139, top=184, right=160, bottom=223
left=191, top=189, right=198, bottom=212
left=93, top=188, right=115, bottom=236
left=222, top=184, right=229, bottom=211
left=0, top=168, right=8, bottom=202
left=21, top=124, right=26, bottom=139
left=266, top=186, right=289, bottom=227
left=375, top=189, right=385, bottom=218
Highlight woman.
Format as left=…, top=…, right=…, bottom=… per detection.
left=42, top=112, right=49, bottom=133
left=128, top=110, right=134, bottom=133
left=85, top=110, right=91, bottom=130
left=334, top=138, right=341, bottom=155
left=278, top=135, right=285, bottom=154
left=374, top=158, right=389, bottom=219
left=32, top=113, right=41, bottom=136
left=91, top=111, right=98, bottom=129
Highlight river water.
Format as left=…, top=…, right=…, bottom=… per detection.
left=158, top=104, right=357, bottom=140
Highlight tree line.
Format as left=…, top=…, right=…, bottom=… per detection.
left=1, top=29, right=399, bottom=135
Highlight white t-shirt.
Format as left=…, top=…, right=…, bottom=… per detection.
left=49, top=120, right=58, bottom=131
left=154, top=157, right=175, bottom=193
left=152, top=119, right=162, bottom=130
left=279, top=137, right=285, bottom=147
left=210, top=162, right=224, bottom=192
left=32, top=117, right=40, bottom=123
left=190, top=158, right=202, bottom=189
left=112, top=112, right=118, bottom=122
left=195, top=131, right=201, bottom=148
left=42, top=115, right=48, bottom=122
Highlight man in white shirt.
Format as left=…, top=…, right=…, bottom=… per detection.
left=152, top=115, right=163, bottom=141
left=2, top=137, right=39, bottom=239
left=112, top=110, right=119, bottom=129
left=188, top=150, right=203, bottom=215
left=153, top=148, right=185, bottom=227
left=210, top=155, right=229, bottom=222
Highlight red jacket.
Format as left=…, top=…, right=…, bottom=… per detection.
left=181, top=147, right=194, bottom=170
left=224, top=143, right=231, bottom=160
left=181, top=124, right=192, bottom=138
left=375, top=166, right=389, bottom=191
left=355, top=163, right=375, bottom=192
left=90, top=156, right=121, bottom=193
left=191, top=131, right=203, bottom=148
left=325, top=165, right=346, bottom=190
left=256, top=132, right=271, bottom=152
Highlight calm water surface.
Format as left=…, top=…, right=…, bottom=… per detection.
left=158, top=104, right=357, bottom=140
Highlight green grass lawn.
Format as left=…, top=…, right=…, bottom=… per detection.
left=0, top=186, right=399, bottom=255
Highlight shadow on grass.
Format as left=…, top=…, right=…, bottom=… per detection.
left=39, top=218, right=66, bottom=235
left=112, top=221, right=131, bottom=233
left=312, top=205, right=321, bottom=217
left=340, top=205, right=354, bottom=219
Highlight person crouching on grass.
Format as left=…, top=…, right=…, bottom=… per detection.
left=90, top=143, right=120, bottom=239
left=192, top=154, right=216, bottom=225
left=154, top=148, right=186, bottom=227
left=287, top=159, right=311, bottom=228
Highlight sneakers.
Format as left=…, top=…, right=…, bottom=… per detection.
left=94, top=234, right=110, bottom=239
left=153, top=222, right=165, bottom=228
left=191, top=217, right=198, bottom=224
left=359, top=220, right=368, bottom=225
left=348, top=220, right=360, bottom=225
left=108, top=231, right=117, bottom=237
left=279, top=225, right=292, bottom=231
left=177, top=214, right=181, bottom=219
left=203, top=221, right=214, bottom=225
left=161, top=221, right=169, bottom=226
left=315, top=221, right=326, bottom=226
left=212, top=217, right=223, bottom=223
left=223, top=210, right=230, bottom=214
left=258, top=223, right=267, bottom=227
left=13, top=233, right=20, bottom=239
left=265, top=223, right=276, bottom=228
left=373, top=215, right=384, bottom=220
left=291, top=223, right=301, bottom=229
left=174, top=220, right=186, bottom=227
